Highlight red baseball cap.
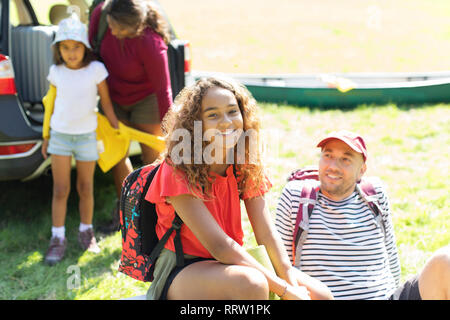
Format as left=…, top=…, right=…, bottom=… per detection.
left=317, top=130, right=368, bottom=162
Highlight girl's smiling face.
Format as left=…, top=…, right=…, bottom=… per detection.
left=201, top=86, right=244, bottom=161
left=58, top=40, right=85, bottom=69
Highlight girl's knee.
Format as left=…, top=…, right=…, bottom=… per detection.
left=231, top=267, right=269, bottom=300
left=77, top=181, right=93, bottom=198
left=426, top=247, right=450, bottom=273
left=53, top=183, right=70, bottom=199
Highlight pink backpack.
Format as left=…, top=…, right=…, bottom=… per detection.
left=287, top=166, right=386, bottom=265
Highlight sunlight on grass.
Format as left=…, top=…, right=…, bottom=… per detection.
left=17, top=252, right=43, bottom=270
left=1, top=103, right=448, bottom=299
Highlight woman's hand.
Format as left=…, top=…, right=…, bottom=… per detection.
left=108, top=116, right=119, bottom=130
left=41, top=139, right=49, bottom=159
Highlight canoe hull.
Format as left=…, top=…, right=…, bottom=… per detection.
left=193, top=71, right=450, bottom=107
left=246, top=82, right=450, bottom=107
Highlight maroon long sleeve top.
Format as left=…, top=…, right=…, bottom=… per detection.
left=88, top=4, right=172, bottom=120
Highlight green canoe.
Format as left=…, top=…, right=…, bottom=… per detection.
left=193, top=71, right=450, bottom=107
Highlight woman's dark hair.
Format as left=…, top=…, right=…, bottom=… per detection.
left=52, top=42, right=97, bottom=67
left=104, top=0, right=171, bottom=44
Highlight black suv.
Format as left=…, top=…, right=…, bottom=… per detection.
left=0, top=0, right=191, bottom=181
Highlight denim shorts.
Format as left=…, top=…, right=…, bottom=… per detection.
left=48, top=130, right=99, bottom=161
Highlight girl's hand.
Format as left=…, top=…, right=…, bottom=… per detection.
left=287, top=266, right=334, bottom=300
left=41, top=139, right=49, bottom=159
left=282, top=284, right=311, bottom=300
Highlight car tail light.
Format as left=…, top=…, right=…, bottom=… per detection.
left=0, top=143, right=36, bottom=156
left=184, top=41, right=192, bottom=73
left=0, top=54, right=17, bottom=95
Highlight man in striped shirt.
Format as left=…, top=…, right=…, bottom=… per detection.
left=275, top=130, right=450, bottom=300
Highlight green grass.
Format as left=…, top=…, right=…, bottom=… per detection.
left=1, top=103, right=448, bottom=300
left=3, top=0, right=449, bottom=300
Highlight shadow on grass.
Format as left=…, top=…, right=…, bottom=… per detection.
left=0, top=165, right=126, bottom=299
left=0, top=166, right=118, bottom=230
left=1, top=234, right=124, bottom=299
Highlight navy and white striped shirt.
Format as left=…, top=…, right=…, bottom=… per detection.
left=275, top=177, right=401, bottom=300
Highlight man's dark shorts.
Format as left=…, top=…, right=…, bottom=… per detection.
left=389, top=275, right=422, bottom=300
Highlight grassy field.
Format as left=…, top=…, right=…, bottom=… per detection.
left=1, top=0, right=448, bottom=300
left=1, top=103, right=448, bottom=299
left=159, top=0, right=450, bottom=74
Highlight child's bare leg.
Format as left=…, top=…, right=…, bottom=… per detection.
left=51, top=155, right=72, bottom=227
left=167, top=260, right=269, bottom=300
left=76, top=160, right=96, bottom=225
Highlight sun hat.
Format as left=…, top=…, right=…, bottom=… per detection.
left=52, top=13, right=91, bottom=49
left=317, top=130, right=368, bottom=162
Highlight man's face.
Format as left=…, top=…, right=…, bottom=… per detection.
left=318, top=139, right=366, bottom=201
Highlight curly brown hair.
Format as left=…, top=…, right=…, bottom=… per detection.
left=103, top=0, right=170, bottom=44
left=160, top=77, right=265, bottom=199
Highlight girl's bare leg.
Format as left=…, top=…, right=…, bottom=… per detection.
left=76, top=160, right=96, bottom=225
left=167, top=260, right=269, bottom=300
left=51, top=155, right=72, bottom=227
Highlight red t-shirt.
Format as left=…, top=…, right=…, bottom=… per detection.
left=88, top=4, right=172, bottom=120
left=144, top=161, right=272, bottom=258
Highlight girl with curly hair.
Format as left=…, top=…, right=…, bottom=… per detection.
left=145, top=77, right=332, bottom=300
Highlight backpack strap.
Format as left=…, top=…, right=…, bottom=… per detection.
left=143, top=164, right=184, bottom=268
left=288, top=165, right=318, bottom=182
left=356, top=179, right=386, bottom=238
left=91, top=3, right=108, bottom=56
left=149, top=214, right=184, bottom=268
left=292, top=182, right=319, bottom=266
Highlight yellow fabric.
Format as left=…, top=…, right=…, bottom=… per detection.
left=320, top=74, right=357, bottom=93
left=96, top=114, right=165, bottom=172
left=42, top=85, right=56, bottom=140
left=42, top=86, right=165, bottom=173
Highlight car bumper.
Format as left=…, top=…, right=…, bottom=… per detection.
left=0, top=94, right=46, bottom=181
left=0, top=140, right=48, bottom=181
